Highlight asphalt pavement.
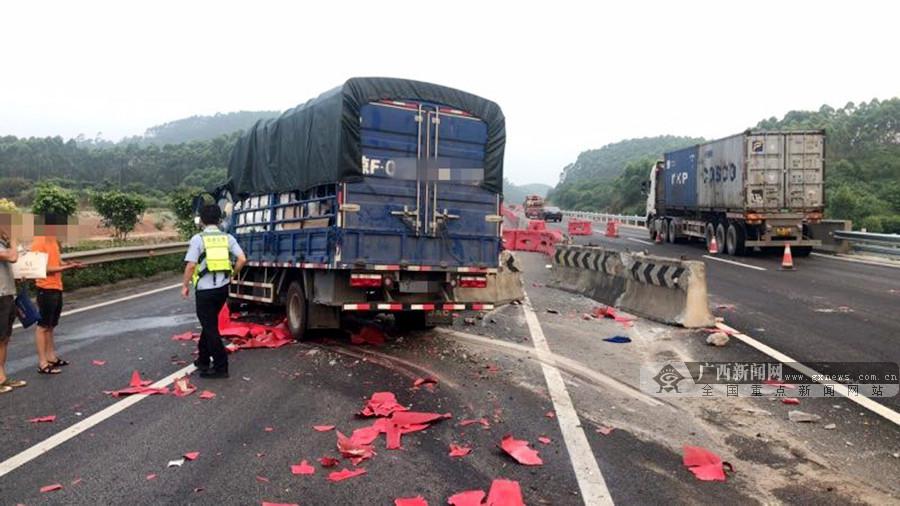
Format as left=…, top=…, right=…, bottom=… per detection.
left=1, top=249, right=898, bottom=505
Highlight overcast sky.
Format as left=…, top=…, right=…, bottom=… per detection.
left=2, top=1, right=897, bottom=186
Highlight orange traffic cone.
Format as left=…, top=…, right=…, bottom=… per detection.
left=606, top=220, right=619, bottom=238
left=655, top=230, right=663, bottom=244
left=708, top=235, right=719, bottom=254
left=780, top=244, right=795, bottom=270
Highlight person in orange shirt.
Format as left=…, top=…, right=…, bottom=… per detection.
left=31, top=214, right=84, bottom=375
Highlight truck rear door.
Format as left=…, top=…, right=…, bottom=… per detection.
left=745, top=133, right=786, bottom=210
left=784, top=133, right=824, bottom=210
left=340, top=100, right=499, bottom=268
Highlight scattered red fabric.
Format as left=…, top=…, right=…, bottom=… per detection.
left=217, top=305, right=292, bottom=349
left=328, top=468, right=367, bottom=482
left=395, top=496, right=428, bottom=506
left=390, top=411, right=451, bottom=426
left=314, top=425, right=336, bottom=432
left=350, top=426, right=382, bottom=446
left=359, top=392, right=409, bottom=417
left=336, top=431, right=376, bottom=463
left=183, top=451, right=200, bottom=461
left=350, top=325, right=386, bottom=346
left=319, top=456, right=340, bottom=467
left=171, top=331, right=199, bottom=341
left=590, top=305, right=635, bottom=327
left=28, top=415, right=56, bottom=423
left=499, top=435, right=543, bottom=466
left=172, top=376, right=196, bottom=397
left=459, top=418, right=490, bottom=428
left=682, top=445, right=728, bottom=481
left=290, top=459, right=315, bottom=475
left=782, top=398, right=801, bottom=405
left=485, top=479, right=525, bottom=506
left=199, top=390, right=216, bottom=400
left=104, top=370, right=169, bottom=397
left=92, top=359, right=107, bottom=366
left=449, top=444, right=472, bottom=457
left=545, top=411, right=556, bottom=419
left=146, top=473, right=157, bottom=480
left=596, top=426, right=615, bottom=436
left=413, top=377, right=438, bottom=389
left=256, top=476, right=270, bottom=483
left=537, top=436, right=551, bottom=445
left=447, top=490, right=486, bottom=506
left=40, top=483, right=63, bottom=493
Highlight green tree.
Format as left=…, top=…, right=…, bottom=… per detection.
left=0, top=177, right=30, bottom=199
left=92, top=191, right=148, bottom=240
left=168, top=186, right=202, bottom=239
left=32, top=184, right=78, bottom=217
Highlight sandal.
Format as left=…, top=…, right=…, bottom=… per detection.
left=50, top=358, right=70, bottom=367
left=37, top=364, right=62, bottom=375
left=0, top=385, right=12, bottom=394
left=1, top=379, right=27, bottom=388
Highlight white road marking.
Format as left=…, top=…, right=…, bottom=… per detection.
left=0, top=363, right=196, bottom=477
left=12, top=283, right=183, bottom=331
left=701, top=255, right=767, bottom=271
left=716, top=322, right=900, bottom=427
left=521, top=293, right=614, bottom=506
left=811, top=252, right=900, bottom=270
left=627, top=237, right=654, bottom=246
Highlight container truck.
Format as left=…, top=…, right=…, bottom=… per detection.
left=645, top=130, right=824, bottom=256
left=524, top=194, right=545, bottom=219
left=216, top=78, right=505, bottom=339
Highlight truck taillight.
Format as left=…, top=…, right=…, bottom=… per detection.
left=350, top=273, right=382, bottom=287
left=458, top=276, right=487, bottom=288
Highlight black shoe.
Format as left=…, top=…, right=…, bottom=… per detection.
left=199, top=368, right=229, bottom=379
left=193, top=360, right=210, bottom=372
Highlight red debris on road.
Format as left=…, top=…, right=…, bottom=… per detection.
left=313, top=425, right=336, bottom=432
left=104, top=370, right=169, bottom=397
left=459, top=418, right=490, bottom=428
left=217, top=306, right=292, bottom=349
left=199, top=390, right=216, bottom=400
left=262, top=502, right=299, bottom=506
left=499, top=435, right=543, bottom=466
left=172, top=376, right=197, bottom=397
left=171, top=331, right=199, bottom=341
left=395, top=496, right=428, bottom=506
left=40, top=483, right=63, bottom=493
left=92, top=359, right=107, bottom=366
left=447, top=490, right=486, bottom=506
left=336, top=431, right=376, bottom=463
left=413, top=377, right=438, bottom=389
left=327, top=468, right=367, bottom=482
left=449, top=444, right=472, bottom=457
left=359, top=392, right=409, bottom=417
left=256, top=476, right=270, bottom=483
left=290, top=460, right=315, bottom=475
left=537, top=436, right=551, bottom=445
left=782, top=398, right=801, bottom=405
left=596, top=426, right=615, bottom=436
left=351, top=325, right=386, bottom=346
left=146, top=474, right=157, bottom=480
left=682, top=445, right=729, bottom=481
left=28, top=415, right=56, bottom=423
left=545, top=411, right=556, bottom=419
left=486, top=479, right=526, bottom=506
left=319, top=456, right=340, bottom=467
left=183, top=451, right=200, bottom=461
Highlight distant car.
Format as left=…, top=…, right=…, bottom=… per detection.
left=542, top=206, right=562, bottom=222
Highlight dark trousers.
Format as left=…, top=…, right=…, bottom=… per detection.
left=195, top=285, right=229, bottom=370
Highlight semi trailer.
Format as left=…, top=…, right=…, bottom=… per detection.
left=524, top=194, right=545, bottom=219
left=216, top=77, right=505, bottom=339
left=645, top=130, right=824, bottom=256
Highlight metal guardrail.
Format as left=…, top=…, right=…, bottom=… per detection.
left=560, top=210, right=646, bottom=227
left=62, top=242, right=188, bottom=265
left=832, top=231, right=900, bottom=257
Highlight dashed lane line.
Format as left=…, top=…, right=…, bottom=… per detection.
left=702, top=255, right=767, bottom=271
left=716, top=321, right=900, bottom=427
left=521, top=293, right=614, bottom=506
left=0, top=363, right=196, bottom=477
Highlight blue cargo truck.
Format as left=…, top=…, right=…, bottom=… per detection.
left=645, top=130, right=824, bottom=256
left=218, top=78, right=505, bottom=339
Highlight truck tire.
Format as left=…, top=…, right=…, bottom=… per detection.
left=285, top=281, right=308, bottom=341
left=715, top=223, right=727, bottom=252
left=726, top=222, right=747, bottom=256
left=659, top=220, right=669, bottom=244
left=705, top=222, right=716, bottom=247
left=667, top=219, right=677, bottom=243
left=793, top=246, right=812, bottom=257
left=648, top=218, right=657, bottom=241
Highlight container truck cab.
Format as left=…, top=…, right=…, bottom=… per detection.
left=646, top=130, right=824, bottom=256
left=222, top=78, right=505, bottom=339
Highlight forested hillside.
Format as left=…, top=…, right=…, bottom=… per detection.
left=138, top=111, right=280, bottom=145
left=503, top=179, right=551, bottom=205
left=549, top=136, right=703, bottom=213
left=549, top=98, right=900, bottom=232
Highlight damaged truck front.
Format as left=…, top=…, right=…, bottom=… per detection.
left=221, top=77, right=506, bottom=339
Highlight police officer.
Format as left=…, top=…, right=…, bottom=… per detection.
left=181, top=204, right=246, bottom=378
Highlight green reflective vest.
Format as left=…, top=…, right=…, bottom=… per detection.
left=192, top=232, right=232, bottom=287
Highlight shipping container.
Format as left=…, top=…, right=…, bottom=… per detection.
left=647, top=130, right=824, bottom=256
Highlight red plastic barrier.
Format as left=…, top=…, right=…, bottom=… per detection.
left=505, top=227, right=562, bottom=255
left=568, top=219, right=592, bottom=236
left=502, top=229, right=518, bottom=249
left=513, top=230, right=542, bottom=251
left=527, top=220, right=546, bottom=231
left=606, top=220, right=619, bottom=238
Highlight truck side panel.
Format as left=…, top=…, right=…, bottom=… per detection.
left=697, top=134, right=745, bottom=210
left=661, top=146, right=698, bottom=210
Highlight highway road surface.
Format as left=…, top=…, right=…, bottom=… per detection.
left=1, top=249, right=898, bottom=505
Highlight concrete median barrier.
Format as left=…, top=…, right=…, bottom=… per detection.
left=550, top=244, right=714, bottom=328
left=455, top=251, right=525, bottom=306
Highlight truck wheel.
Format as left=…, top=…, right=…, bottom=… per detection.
left=659, top=220, right=669, bottom=244
left=647, top=218, right=657, bottom=241
left=285, top=281, right=308, bottom=341
left=667, top=220, right=677, bottom=243
left=793, top=246, right=812, bottom=257
left=715, top=223, right=727, bottom=252
left=726, top=222, right=747, bottom=256
left=705, top=222, right=716, bottom=247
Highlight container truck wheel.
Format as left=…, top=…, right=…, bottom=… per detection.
left=715, top=223, right=727, bottom=252
left=666, top=220, right=678, bottom=243
left=705, top=222, right=716, bottom=247
left=285, top=281, right=308, bottom=341
left=659, top=220, right=669, bottom=244
left=648, top=218, right=657, bottom=241
left=726, top=222, right=747, bottom=256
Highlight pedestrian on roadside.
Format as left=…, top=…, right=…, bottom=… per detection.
left=0, top=214, right=25, bottom=393
left=31, top=214, right=84, bottom=375
left=182, top=204, right=246, bottom=378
